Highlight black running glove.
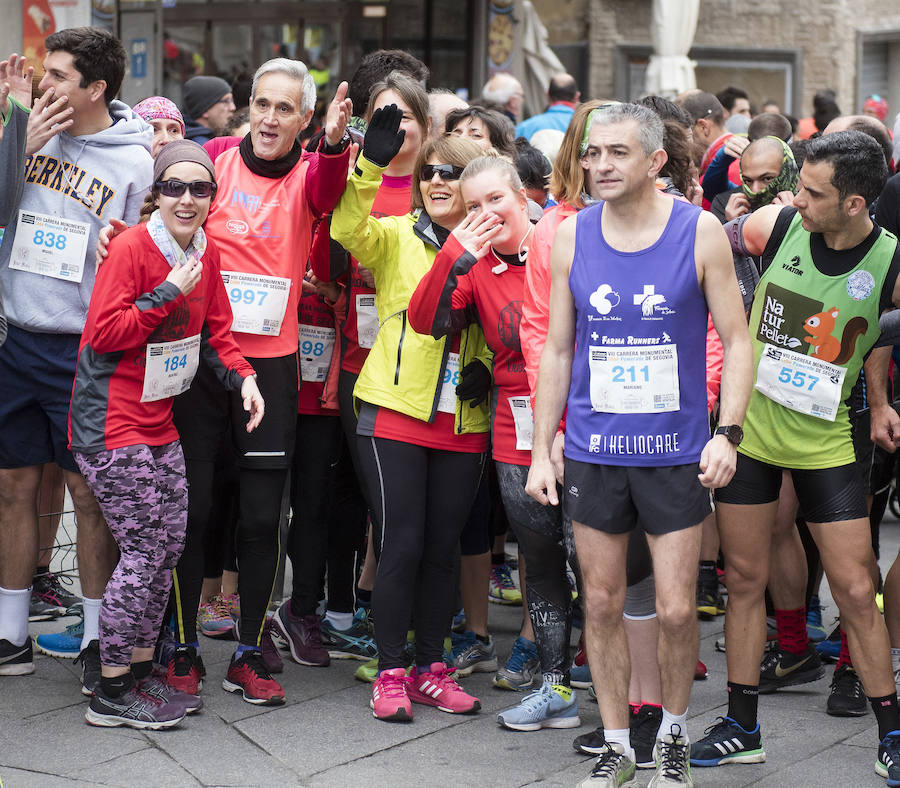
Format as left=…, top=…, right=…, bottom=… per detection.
left=455, top=360, right=492, bottom=408
left=363, top=104, right=406, bottom=167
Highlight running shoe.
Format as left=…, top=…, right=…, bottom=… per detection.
left=494, top=636, right=539, bottom=691
left=29, top=593, right=63, bottom=622
left=355, top=657, right=379, bottom=683
left=632, top=704, right=663, bottom=769
left=222, top=649, right=285, bottom=705
left=167, top=645, right=205, bottom=695
left=451, top=631, right=498, bottom=676
left=321, top=609, right=377, bottom=660
left=0, top=637, right=35, bottom=676
left=696, top=588, right=725, bottom=621
left=571, top=662, right=593, bottom=689
left=76, top=639, right=101, bottom=696
left=451, top=607, right=467, bottom=634
left=30, top=572, right=79, bottom=621
left=272, top=600, right=330, bottom=667
left=371, top=667, right=413, bottom=721
left=577, top=742, right=636, bottom=788
left=154, top=624, right=178, bottom=670
left=198, top=593, right=240, bottom=639
left=876, top=730, right=900, bottom=786
left=261, top=617, right=283, bottom=675
left=689, top=716, right=765, bottom=766
left=878, top=592, right=885, bottom=614
left=694, top=660, right=708, bottom=681
left=649, top=724, right=692, bottom=786
left=86, top=684, right=186, bottom=729
left=139, top=667, right=203, bottom=714
left=806, top=595, right=827, bottom=642
left=758, top=644, right=825, bottom=693
left=573, top=726, right=607, bottom=756
left=496, top=682, right=580, bottom=731
left=35, top=615, right=84, bottom=658
left=826, top=664, right=867, bottom=717
left=408, top=662, right=481, bottom=714
left=489, top=563, right=522, bottom=605
left=816, top=622, right=842, bottom=663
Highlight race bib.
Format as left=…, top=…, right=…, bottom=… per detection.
left=141, top=335, right=201, bottom=402
left=437, top=352, right=460, bottom=414
left=9, top=210, right=90, bottom=283
left=299, top=324, right=335, bottom=383
left=356, top=293, right=379, bottom=349
left=755, top=344, right=845, bottom=422
left=508, top=396, right=534, bottom=451
left=222, top=271, right=290, bottom=336
left=588, top=345, right=679, bottom=413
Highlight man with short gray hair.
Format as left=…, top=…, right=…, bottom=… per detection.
left=481, top=71, right=524, bottom=123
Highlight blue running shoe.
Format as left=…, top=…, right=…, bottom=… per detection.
left=494, top=636, right=539, bottom=691
left=571, top=661, right=593, bottom=689
left=497, top=682, right=580, bottom=731
left=876, top=730, right=900, bottom=786
left=451, top=608, right=466, bottom=634
left=806, top=595, right=827, bottom=642
left=816, top=622, right=841, bottom=663
left=452, top=631, right=498, bottom=676
left=321, top=609, right=377, bottom=661
left=35, top=616, right=85, bottom=658
left=690, top=716, right=766, bottom=767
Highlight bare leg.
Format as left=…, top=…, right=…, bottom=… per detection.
left=37, top=463, right=65, bottom=569
left=767, top=473, right=806, bottom=611
left=222, top=568, right=238, bottom=597
left=357, top=522, right=376, bottom=592
left=461, top=551, right=490, bottom=637
left=626, top=615, right=661, bottom=705
left=699, top=512, right=719, bottom=563
left=517, top=549, right=535, bottom=641
left=0, top=466, right=42, bottom=588
left=200, top=576, right=222, bottom=603
left=65, top=470, right=117, bottom=599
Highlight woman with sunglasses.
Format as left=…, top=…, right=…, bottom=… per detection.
left=69, top=140, right=263, bottom=729
left=331, top=106, right=491, bottom=723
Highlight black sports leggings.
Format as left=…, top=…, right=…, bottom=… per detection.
left=355, top=434, right=485, bottom=670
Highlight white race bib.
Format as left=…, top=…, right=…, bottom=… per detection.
left=9, top=210, right=90, bottom=283
left=222, top=271, right=290, bottom=336
left=588, top=345, right=679, bottom=413
left=754, top=344, right=845, bottom=422
left=141, top=335, right=201, bottom=402
left=437, top=352, right=460, bottom=414
left=299, top=324, right=335, bottom=383
left=508, top=396, right=534, bottom=451
left=356, top=293, right=379, bottom=349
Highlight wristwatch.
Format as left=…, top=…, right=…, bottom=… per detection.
left=714, top=425, right=743, bottom=445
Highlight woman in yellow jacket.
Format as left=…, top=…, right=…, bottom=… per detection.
left=331, top=106, right=492, bottom=723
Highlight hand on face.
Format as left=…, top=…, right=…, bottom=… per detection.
left=451, top=209, right=502, bottom=259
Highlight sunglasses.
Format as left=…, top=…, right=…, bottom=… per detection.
left=155, top=179, right=217, bottom=199
left=420, top=163, right=464, bottom=182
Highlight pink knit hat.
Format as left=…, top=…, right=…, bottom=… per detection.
left=133, top=96, right=186, bottom=136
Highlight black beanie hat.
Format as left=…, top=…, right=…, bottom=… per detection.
left=182, top=76, right=231, bottom=121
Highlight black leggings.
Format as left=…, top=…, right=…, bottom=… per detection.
left=495, top=461, right=571, bottom=682
left=355, top=435, right=484, bottom=670
left=287, top=413, right=342, bottom=616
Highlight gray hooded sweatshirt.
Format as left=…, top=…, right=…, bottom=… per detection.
left=0, top=98, right=153, bottom=337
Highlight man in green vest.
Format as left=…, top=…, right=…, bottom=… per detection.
left=690, top=130, right=900, bottom=785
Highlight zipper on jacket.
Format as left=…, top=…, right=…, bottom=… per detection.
left=393, top=311, right=407, bottom=385
left=457, top=329, right=469, bottom=434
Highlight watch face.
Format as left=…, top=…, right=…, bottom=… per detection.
left=719, top=425, right=743, bottom=444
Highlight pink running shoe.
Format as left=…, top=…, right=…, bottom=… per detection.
left=408, top=662, right=481, bottom=714
left=370, top=667, right=413, bottom=722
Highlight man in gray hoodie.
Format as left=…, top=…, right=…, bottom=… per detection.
left=0, top=27, right=153, bottom=685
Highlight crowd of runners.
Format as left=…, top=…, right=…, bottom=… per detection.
left=4, top=23, right=900, bottom=788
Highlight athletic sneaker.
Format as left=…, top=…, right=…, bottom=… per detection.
left=30, top=572, right=78, bottom=621
left=35, top=615, right=84, bottom=658
left=758, top=644, right=825, bottom=693
left=876, top=731, right=900, bottom=786
left=86, top=684, right=186, bottom=729
left=816, top=622, right=842, bottom=663
left=272, top=600, right=330, bottom=667
left=222, top=649, right=285, bottom=705
left=370, top=667, right=413, bottom=721
left=496, top=682, right=579, bottom=731
left=154, top=624, right=178, bottom=670
left=694, top=660, right=707, bottom=680
left=138, top=668, right=203, bottom=714
left=167, top=645, right=204, bottom=695
left=355, top=657, right=378, bottom=683
left=571, top=662, right=593, bottom=689
left=696, top=588, right=725, bottom=620
left=321, top=609, right=378, bottom=660
left=573, top=726, right=607, bottom=756
left=451, top=607, right=467, bottom=634
left=76, top=639, right=101, bottom=696
left=577, top=742, right=636, bottom=787
left=198, top=593, right=240, bottom=638
left=408, top=662, right=481, bottom=714
left=632, top=704, right=663, bottom=768
left=451, top=631, right=498, bottom=676
left=806, top=595, right=827, bottom=642
left=493, top=636, right=539, bottom=691
left=826, top=664, right=867, bottom=717
left=29, top=592, right=63, bottom=622
left=261, top=617, right=283, bottom=675
left=689, top=716, right=765, bottom=766
left=489, top=563, right=522, bottom=605
left=649, top=724, right=692, bottom=786
left=0, top=638, right=35, bottom=676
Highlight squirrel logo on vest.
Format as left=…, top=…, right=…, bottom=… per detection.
left=803, top=307, right=867, bottom=364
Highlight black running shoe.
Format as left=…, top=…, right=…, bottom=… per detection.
left=0, top=638, right=35, bottom=676
left=573, top=725, right=606, bottom=755
left=76, top=639, right=101, bottom=696
left=758, top=644, right=825, bottom=693
left=632, top=704, right=662, bottom=769
left=876, top=731, right=900, bottom=786
left=690, top=716, right=766, bottom=767
left=826, top=664, right=867, bottom=717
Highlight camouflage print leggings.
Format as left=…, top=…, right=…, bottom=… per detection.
left=75, top=441, right=187, bottom=668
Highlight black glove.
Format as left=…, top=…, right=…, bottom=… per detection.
left=363, top=104, right=406, bottom=167
left=455, top=360, right=492, bottom=408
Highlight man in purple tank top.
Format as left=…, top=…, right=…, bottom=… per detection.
left=526, top=102, right=752, bottom=788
